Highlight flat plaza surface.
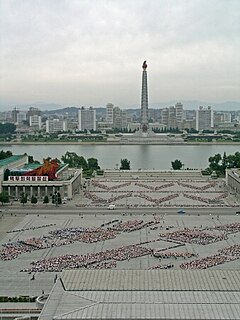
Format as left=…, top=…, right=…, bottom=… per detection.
left=0, top=211, right=240, bottom=297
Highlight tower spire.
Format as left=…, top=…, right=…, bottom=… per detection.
left=140, top=60, right=149, bottom=133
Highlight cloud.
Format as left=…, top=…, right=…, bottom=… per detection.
left=0, top=0, right=239, bottom=106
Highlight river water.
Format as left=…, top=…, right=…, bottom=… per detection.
left=0, top=144, right=239, bottom=170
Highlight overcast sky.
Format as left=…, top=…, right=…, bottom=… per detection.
left=0, top=0, right=239, bottom=108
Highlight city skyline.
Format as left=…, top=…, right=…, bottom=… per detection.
left=0, top=0, right=240, bottom=108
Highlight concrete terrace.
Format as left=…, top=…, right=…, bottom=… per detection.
left=79, top=170, right=238, bottom=208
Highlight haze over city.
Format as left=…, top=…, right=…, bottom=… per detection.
left=0, top=0, right=240, bottom=108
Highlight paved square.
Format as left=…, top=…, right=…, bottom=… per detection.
left=0, top=212, right=240, bottom=297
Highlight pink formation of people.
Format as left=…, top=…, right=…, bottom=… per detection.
left=177, top=181, right=217, bottom=191
left=84, top=178, right=227, bottom=207
left=134, top=182, right=175, bottom=191
left=83, top=191, right=107, bottom=203
left=20, top=244, right=152, bottom=272
left=211, top=222, right=240, bottom=234
left=135, top=192, right=179, bottom=206
left=109, top=219, right=160, bottom=232
left=0, top=219, right=160, bottom=261
left=183, top=192, right=227, bottom=204
left=159, top=228, right=227, bottom=245
left=2, top=217, right=240, bottom=271
left=92, top=181, right=131, bottom=191
left=180, top=244, right=240, bottom=269
left=153, top=250, right=198, bottom=259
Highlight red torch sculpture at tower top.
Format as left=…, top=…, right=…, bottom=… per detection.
left=142, top=60, right=147, bottom=70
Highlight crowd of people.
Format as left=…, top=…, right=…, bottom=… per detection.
left=110, top=219, right=160, bottom=232
left=83, top=191, right=107, bottom=203
left=134, top=182, right=175, bottom=191
left=7, top=223, right=56, bottom=234
left=2, top=212, right=239, bottom=271
left=107, top=192, right=133, bottom=204
left=159, top=228, right=227, bottom=245
left=0, top=227, right=120, bottom=260
left=134, top=192, right=179, bottom=206
left=91, top=180, right=217, bottom=193
left=87, top=260, right=117, bottom=269
left=81, top=176, right=229, bottom=208
left=0, top=219, right=161, bottom=261
left=180, top=254, right=237, bottom=269
left=92, top=181, right=131, bottom=191
left=153, top=250, right=198, bottom=259
left=149, top=263, right=174, bottom=269
left=219, top=244, right=240, bottom=257
left=178, top=181, right=217, bottom=191
left=212, top=222, right=240, bottom=234
left=20, top=244, right=152, bottom=272
left=180, top=244, right=240, bottom=269
left=183, top=192, right=227, bottom=204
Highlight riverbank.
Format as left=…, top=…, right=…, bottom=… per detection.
left=1, top=141, right=240, bottom=146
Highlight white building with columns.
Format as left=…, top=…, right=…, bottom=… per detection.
left=0, top=155, right=82, bottom=200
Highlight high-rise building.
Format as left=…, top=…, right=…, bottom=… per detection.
left=112, top=107, right=128, bottom=130
left=16, top=111, right=27, bottom=124
left=168, top=106, right=176, bottom=129
left=29, top=115, right=42, bottom=129
left=46, top=119, right=67, bottom=133
left=196, top=106, right=214, bottom=131
left=78, top=107, right=96, bottom=131
left=161, top=108, right=169, bottom=127
left=106, top=103, right=114, bottom=123
left=140, top=60, right=149, bottom=132
left=175, top=102, right=183, bottom=124
left=26, top=107, right=41, bottom=120
left=160, top=103, right=184, bottom=129
left=121, top=110, right=128, bottom=129
left=113, top=107, right=121, bottom=129
left=12, top=107, right=19, bottom=123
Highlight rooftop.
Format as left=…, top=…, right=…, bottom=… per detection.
left=62, top=269, right=240, bottom=291
left=0, top=155, right=26, bottom=167
left=39, top=270, right=240, bottom=320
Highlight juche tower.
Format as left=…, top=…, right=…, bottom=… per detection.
left=140, top=60, right=149, bottom=133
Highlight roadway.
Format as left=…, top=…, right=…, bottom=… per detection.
left=1, top=205, right=239, bottom=216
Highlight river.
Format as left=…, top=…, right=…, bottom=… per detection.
left=0, top=144, right=239, bottom=170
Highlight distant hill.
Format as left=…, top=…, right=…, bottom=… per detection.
left=43, top=106, right=79, bottom=116
left=1, top=100, right=239, bottom=112
left=128, top=101, right=240, bottom=111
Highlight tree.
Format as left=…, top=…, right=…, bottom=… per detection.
left=222, top=152, right=227, bottom=173
left=3, top=169, right=10, bottom=181
left=206, top=151, right=240, bottom=176
left=43, top=195, right=49, bottom=204
left=31, top=195, right=38, bottom=205
left=52, top=191, right=62, bottom=206
left=208, top=153, right=222, bottom=172
left=0, top=150, right=12, bottom=160
left=87, top=158, right=99, bottom=171
left=61, top=152, right=88, bottom=169
left=0, top=192, right=9, bottom=205
left=20, top=193, right=28, bottom=205
left=0, top=123, right=16, bottom=135
left=232, top=152, right=240, bottom=168
left=171, top=159, right=183, bottom=170
left=120, top=158, right=130, bottom=170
